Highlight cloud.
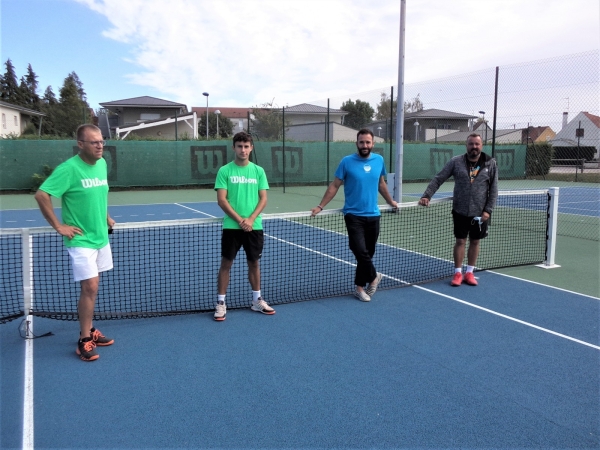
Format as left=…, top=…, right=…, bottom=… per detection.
left=75, top=0, right=598, bottom=109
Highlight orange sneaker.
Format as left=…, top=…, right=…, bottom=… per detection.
left=90, top=327, right=114, bottom=346
left=76, top=338, right=99, bottom=361
left=450, top=272, right=463, bottom=286
left=464, top=272, right=478, bottom=286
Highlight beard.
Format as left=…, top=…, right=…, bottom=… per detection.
left=467, top=149, right=480, bottom=161
left=358, top=147, right=372, bottom=157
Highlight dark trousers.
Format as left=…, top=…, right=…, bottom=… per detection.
left=344, top=214, right=380, bottom=287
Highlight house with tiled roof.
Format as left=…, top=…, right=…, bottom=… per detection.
left=191, top=107, right=254, bottom=134
left=99, top=96, right=188, bottom=138
left=367, top=108, right=478, bottom=142
left=427, top=125, right=556, bottom=145
left=0, top=100, right=45, bottom=137
left=191, top=103, right=349, bottom=136
left=552, top=111, right=600, bottom=161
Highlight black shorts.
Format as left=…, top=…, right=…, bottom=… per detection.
left=452, top=210, right=489, bottom=240
left=221, top=229, right=264, bottom=261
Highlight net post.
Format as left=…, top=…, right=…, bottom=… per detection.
left=536, top=187, right=560, bottom=269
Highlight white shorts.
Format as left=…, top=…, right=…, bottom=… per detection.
left=67, top=244, right=113, bottom=282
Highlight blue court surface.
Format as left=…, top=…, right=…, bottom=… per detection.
left=0, top=202, right=225, bottom=228
left=1, top=189, right=599, bottom=448
left=410, top=186, right=600, bottom=218
left=2, top=186, right=598, bottom=229
left=1, top=271, right=598, bottom=448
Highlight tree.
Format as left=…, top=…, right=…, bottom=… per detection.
left=251, top=100, right=291, bottom=140
left=404, top=94, right=424, bottom=113
left=340, top=99, right=375, bottom=130
left=0, top=59, right=22, bottom=105
left=198, top=111, right=234, bottom=138
left=375, top=92, right=397, bottom=120
left=22, top=64, right=41, bottom=110
left=40, top=86, right=58, bottom=135
left=54, top=72, right=90, bottom=137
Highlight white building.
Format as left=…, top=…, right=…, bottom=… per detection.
left=0, top=101, right=45, bottom=137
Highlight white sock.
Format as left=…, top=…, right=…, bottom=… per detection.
left=252, top=291, right=261, bottom=303
left=455, top=268, right=462, bottom=274
left=466, top=266, right=474, bottom=273
left=217, top=295, right=226, bottom=305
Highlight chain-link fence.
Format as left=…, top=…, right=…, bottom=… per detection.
left=246, top=50, right=599, bottom=240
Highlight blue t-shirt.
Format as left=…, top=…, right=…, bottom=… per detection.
left=334, top=153, right=386, bottom=216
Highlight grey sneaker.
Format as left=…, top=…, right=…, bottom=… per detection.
left=354, top=288, right=371, bottom=302
left=214, top=302, right=226, bottom=321
left=365, top=272, right=383, bottom=297
left=250, top=298, right=275, bottom=315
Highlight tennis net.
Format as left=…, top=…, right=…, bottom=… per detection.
left=1, top=189, right=553, bottom=323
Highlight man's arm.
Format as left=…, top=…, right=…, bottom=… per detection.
left=483, top=159, right=499, bottom=219
left=216, top=188, right=244, bottom=224
left=107, top=213, right=115, bottom=229
left=34, top=189, right=82, bottom=239
left=378, top=176, right=398, bottom=208
left=311, top=177, right=343, bottom=216
left=419, top=159, right=456, bottom=206
left=240, top=189, right=268, bottom=232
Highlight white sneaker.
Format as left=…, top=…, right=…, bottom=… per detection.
left=353, top=288, right=371, bottom=302
left=365, top=273, right=383, bottom=297
left=250, top=298, right=275, bottom=315
left=214, top=302, right=226, bottom=321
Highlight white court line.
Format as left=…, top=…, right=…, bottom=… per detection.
left=23, top=316, right=34, bottom=450
left=174, top=203, right=218, bottom=218
left=268, top=230, right=599, bottom=351
left=489, top=271, right=600, bottom=300
left=412, top=284, right=600, bottom=351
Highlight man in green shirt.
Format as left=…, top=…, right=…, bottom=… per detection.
left=213, top=131, right=274, bottom=321
left=35, top=124, right=115, bottom=361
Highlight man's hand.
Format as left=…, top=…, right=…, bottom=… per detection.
left=239, top=218, right=254, bottom=232
left=418, top=197, right=430, bottom=207
left=310, top=206, right=323, bottom=217
left=482, top=212, right=490, bottom=221
left=56, top=224, right=83, bottom=240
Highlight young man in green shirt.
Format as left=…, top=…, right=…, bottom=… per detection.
left=213, top=131, right=274, bottom=321
left=35, top=124, right=115, bottom=361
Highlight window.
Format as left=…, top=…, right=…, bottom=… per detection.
left=14, top=115, right=18, bottom=126
left=2, top=114, right=5, bottom=129
left=140, top=113, right=161, bottom=121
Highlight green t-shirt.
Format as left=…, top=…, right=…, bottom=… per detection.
left=39, top=155, right=109, bottom=249
left=214, top=161, right=269, bottom=230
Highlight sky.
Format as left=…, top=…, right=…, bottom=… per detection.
left=1, top=0, right=599, bottom=117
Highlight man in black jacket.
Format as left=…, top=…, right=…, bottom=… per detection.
left=419, top=133, right=498, bottom=286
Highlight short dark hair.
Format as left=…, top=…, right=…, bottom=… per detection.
left=357, top=128, right=374, bottom=140
left=233, top=131, right=253, bottom=146
left=76, top=124, right=101, bottom=141
left=466, top=133, right=482, bottom=143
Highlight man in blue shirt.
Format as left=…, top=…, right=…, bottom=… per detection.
left=311, top=129, right=397, bottom=301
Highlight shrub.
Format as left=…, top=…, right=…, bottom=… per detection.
left=526, top=142, right=553, bottom=177
left=31, top=165, right=54, bottom=191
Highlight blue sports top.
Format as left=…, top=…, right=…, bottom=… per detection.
left=334, top=153, right=386, bottom=217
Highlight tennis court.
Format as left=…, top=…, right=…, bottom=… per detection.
left=1, top=187, right=599, bottom=448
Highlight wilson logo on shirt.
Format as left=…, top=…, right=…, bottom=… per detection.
left=229, top=176, right=257, bottom=184
left=81, top=178, right=108, bottom=188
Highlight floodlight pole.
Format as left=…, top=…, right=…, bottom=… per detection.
left=393, top=0, right=406, bottom=203
left=202, top=92, right=209, bottom=139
